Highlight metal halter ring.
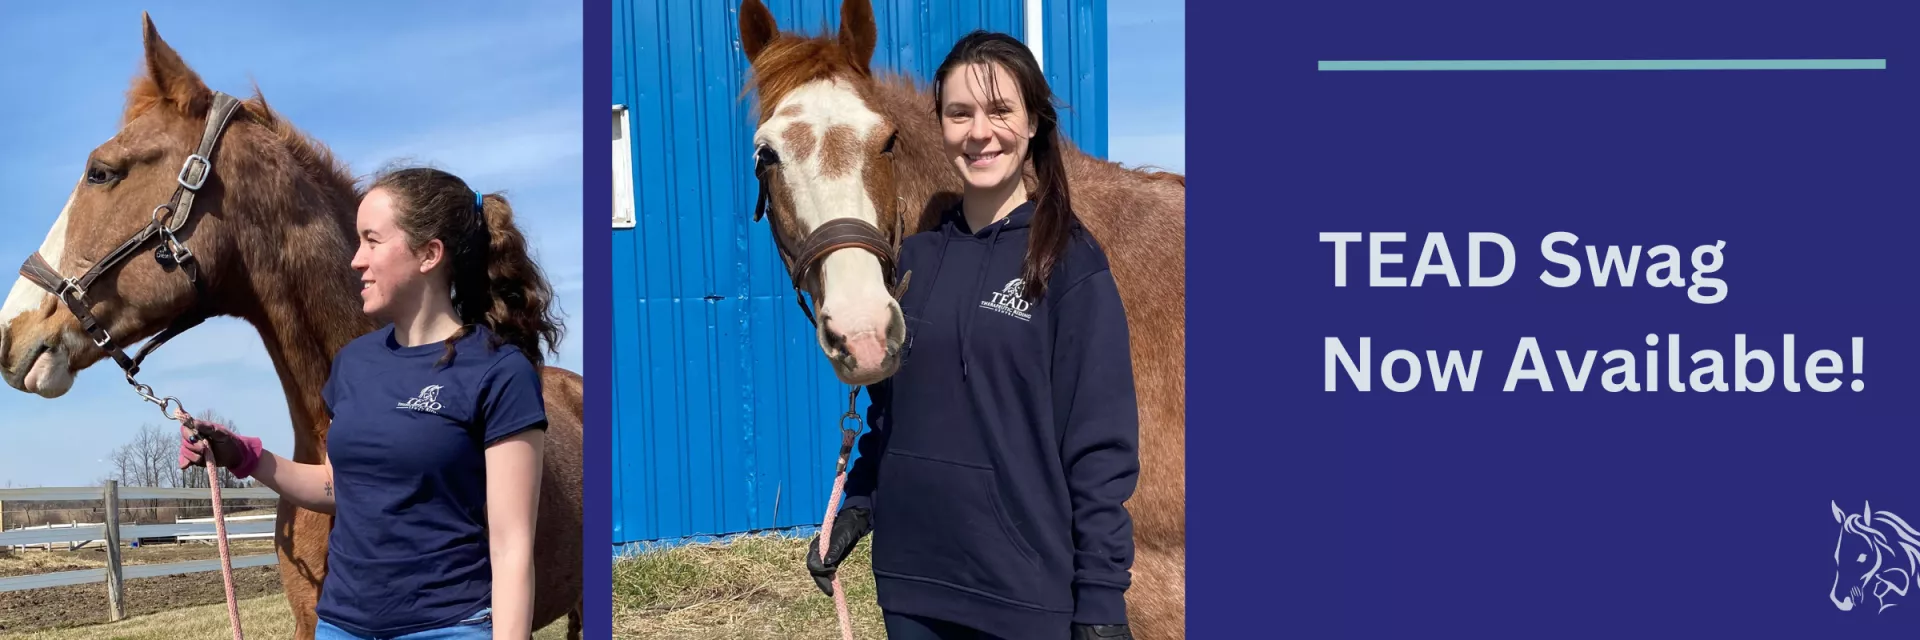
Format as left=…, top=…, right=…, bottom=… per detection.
left=839, top=388, right=864, bottom=437
left=164, top=229, right=193, bottom=262
left=151, top=203, right=176, bottom=227
left=159, top=397, right=186, bottom=423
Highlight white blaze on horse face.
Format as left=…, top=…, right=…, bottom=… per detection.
left=0, top=187, right=74, bottom=333
left=756, top=78, right=899, bottom=371
left=1, top=185, right=78, bottom=397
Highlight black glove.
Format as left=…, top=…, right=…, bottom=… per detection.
left=1071, top=624, right=1132, bottom=639
left=805, top=506, right=872, bottom=596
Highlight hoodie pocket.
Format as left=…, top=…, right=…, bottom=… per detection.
left=875, top=448, right=1056, bottom=608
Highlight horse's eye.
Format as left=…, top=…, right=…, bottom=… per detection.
left=756, top=144, right=780, bottom=166
left=85, top=161, right=118, bottom=185
left=881, top=132, right=897, bottom=154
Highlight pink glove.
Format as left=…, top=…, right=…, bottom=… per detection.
left=177, top=415, right=264, bottom=479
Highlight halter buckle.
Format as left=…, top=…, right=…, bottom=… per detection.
left=177, top=154, right=211, bottom=191
left=56, top=277, right=85, bottom=299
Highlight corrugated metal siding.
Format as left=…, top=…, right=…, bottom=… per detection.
left=611, top=0, right=1107, bottom=547
left=1044, top=0, right=1107, bottom=158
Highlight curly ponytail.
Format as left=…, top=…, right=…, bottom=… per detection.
left=472, top=192, right=563, bottom=368
left=363, top=165, right=564, bottom=369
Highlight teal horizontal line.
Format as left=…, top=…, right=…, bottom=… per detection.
left=1318, top=59, right=1887, bottom=71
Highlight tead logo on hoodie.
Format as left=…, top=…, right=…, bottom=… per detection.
left=980, top=278, right=1033, bottom=321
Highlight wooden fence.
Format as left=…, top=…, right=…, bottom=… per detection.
left=0, top=482, right=278, bottom=621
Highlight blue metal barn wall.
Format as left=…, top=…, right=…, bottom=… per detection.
left=611, top=0, right=1107, bottom=548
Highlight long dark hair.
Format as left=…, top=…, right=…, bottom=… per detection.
left=933, top=30, right=1073, bottom=302
left=361, top=165, right=564, bottom=369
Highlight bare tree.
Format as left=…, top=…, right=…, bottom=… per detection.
left=105, top=423, right=175, bottom=489
left=137, top=424, right=174, bottom=489
left=108, top=443, right=137, bottom=488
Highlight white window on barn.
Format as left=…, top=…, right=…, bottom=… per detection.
left=612, top=105, right=636, bottom=229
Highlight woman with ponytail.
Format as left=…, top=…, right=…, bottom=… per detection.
left=805, top=31, right=1141, bottom=640
left=177, top=166, right=562, bottom=639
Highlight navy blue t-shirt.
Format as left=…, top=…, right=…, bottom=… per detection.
left=315, top=324, right=548, bottom=637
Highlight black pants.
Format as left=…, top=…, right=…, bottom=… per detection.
left=883, top=611, right=1010, bottom=640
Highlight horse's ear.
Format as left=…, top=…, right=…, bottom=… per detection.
left=739, top=0, right=778, bottom=65
left=1865, top=501, right=1874, bottom=522
left=139, top=12, right=211, bottom=116
left=1837, top=501, right=1849, bottom=524
left=838, top=0, right=878, bottom=75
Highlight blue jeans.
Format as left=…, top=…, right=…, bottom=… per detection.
left=315, top=608, right=491, bottom=640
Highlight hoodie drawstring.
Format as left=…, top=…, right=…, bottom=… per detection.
left=958, top=220, right=1006, bottom=380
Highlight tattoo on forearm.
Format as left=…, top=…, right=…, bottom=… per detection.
left=324, top=481, right=332, bottom=498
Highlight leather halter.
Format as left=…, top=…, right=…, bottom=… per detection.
left=17, top=91, right=242, bottom=385
left=750, top=144, right=911, bottom=326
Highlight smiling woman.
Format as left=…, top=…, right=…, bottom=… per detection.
left=180, top=163, right=566, bottom=639
left=614, top=0, right=1186, bottom=638
left=0, top=5, right=586, bottom=640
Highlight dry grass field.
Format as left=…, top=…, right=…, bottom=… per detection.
left=613, top=533, right=886, bottom=639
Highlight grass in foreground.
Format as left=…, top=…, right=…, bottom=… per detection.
left=7, top=593, right=572, bottom=640
left=9, top=592, right=297, bottom=640
left=613, top=533, right=885, bottom=639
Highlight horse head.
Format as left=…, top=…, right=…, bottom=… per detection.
left=0, top=13, right=355, bottom=399
left=1832, top=500, right=1920, bottom=613
left=738, top=0, right=911, bottom=386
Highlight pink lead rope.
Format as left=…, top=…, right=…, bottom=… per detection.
left=179, top=412, right=245, bottom=640
left=204, top=460, right=244, bottom=640
left=817, top=388, right=866, bottom=640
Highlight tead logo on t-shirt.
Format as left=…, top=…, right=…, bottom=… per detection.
left=396, top=384, right=445, bottom=414
left=980, top=278, right=1032, bottom=322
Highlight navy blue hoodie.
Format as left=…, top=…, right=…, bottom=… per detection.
left=840, top=200, right=1140, bottom=639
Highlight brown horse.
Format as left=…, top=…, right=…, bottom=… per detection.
left=738, top=0, right=1187, bottom=636
left=0, top=15, right=583, bottom=639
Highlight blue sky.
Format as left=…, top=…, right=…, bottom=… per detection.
left=0, top=1, right=583, bottom=487
left=1106, top=0, right=1185, bottom=173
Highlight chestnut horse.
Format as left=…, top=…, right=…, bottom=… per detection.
left=738, top=0, right=1186, bottom=637
left=0, top=15, right=583, bottom=639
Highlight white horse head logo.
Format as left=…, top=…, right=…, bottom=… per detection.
left=1832, top=501, right=1920, bottom=613
left=396, top=384, right=446, bottom=413
left=1002, top=278, right=1023, bottom=297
